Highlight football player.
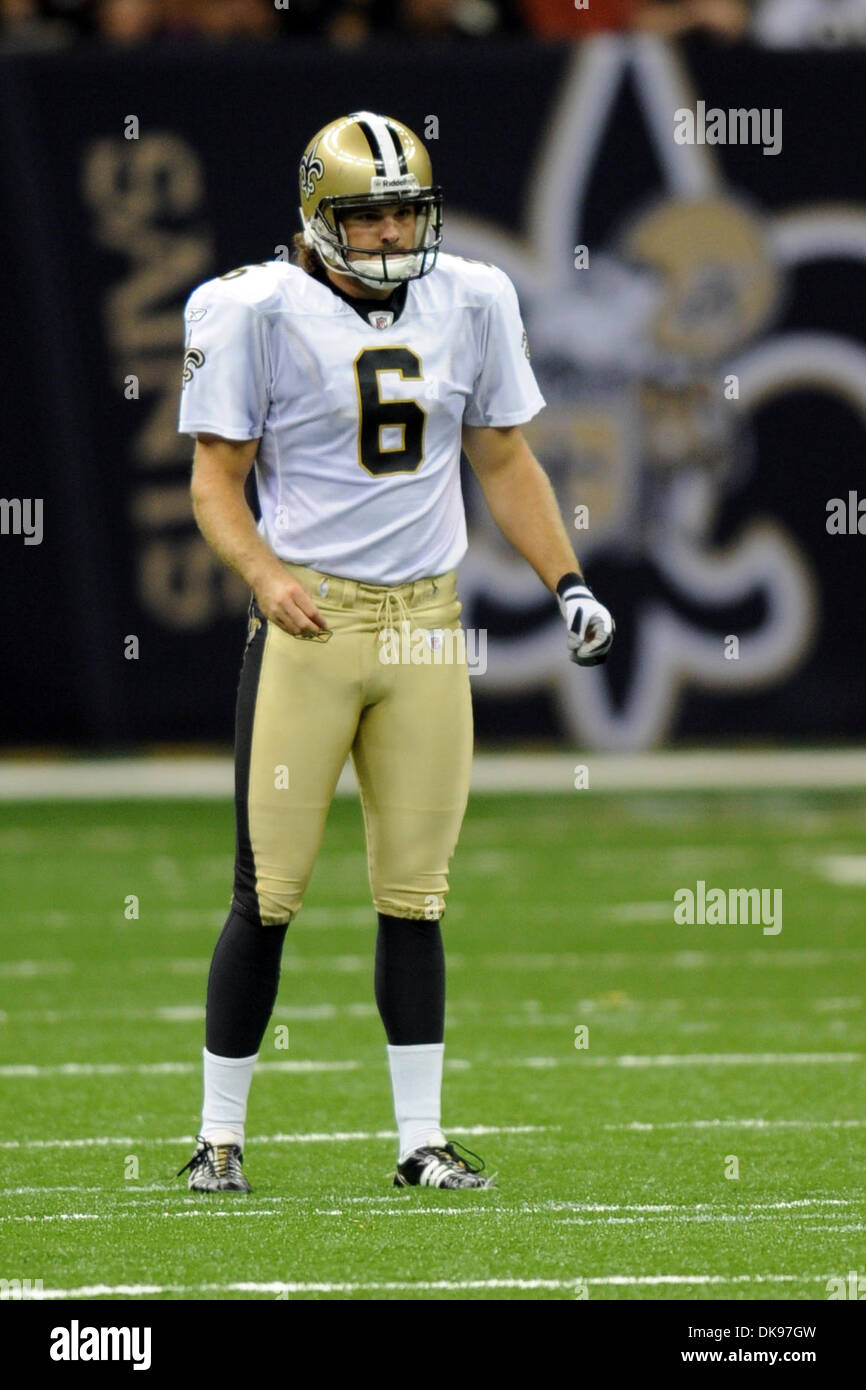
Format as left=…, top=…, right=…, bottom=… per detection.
left=175, top=111, right=614, bottom=1194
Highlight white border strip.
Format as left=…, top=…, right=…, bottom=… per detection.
left=2, top=749, right=866, bottom=799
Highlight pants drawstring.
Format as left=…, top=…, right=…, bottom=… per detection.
left=374, top=589, right=413, bottom=642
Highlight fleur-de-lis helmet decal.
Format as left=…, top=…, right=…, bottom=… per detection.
left=299, top=141, right=324, bottom=201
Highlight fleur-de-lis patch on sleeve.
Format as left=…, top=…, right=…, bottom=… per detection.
left=182, top=348, right=205, bottom=385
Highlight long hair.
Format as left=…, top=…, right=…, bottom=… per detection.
left=291, top=231, right=324, bottom=277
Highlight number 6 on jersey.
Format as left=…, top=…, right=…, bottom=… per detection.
left=354, top=346, right=426, bottom=475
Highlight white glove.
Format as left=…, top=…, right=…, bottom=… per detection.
left=556, top=573, right=615, bottom=667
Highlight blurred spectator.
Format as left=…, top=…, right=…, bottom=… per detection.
left=395, top=0, right=504, bottom=36
left=93, top=0, right=159, bottom=42
left=0, top=0, right=78, bottom=48
left=1, top=0, right=768, bottom=47
left=327, top=0, right=369, bottom=46
left=520, top=0, right=631, bottom=33
left=638, top=0, right=749, bottom=38
left=191, top=0, right=278, bottom=39
left=159, top=0, right=278, bottom=39
left=520, top=0, right=749, bottom=40
left=327, top=0, right=512, bottom=46
left=753, top=0, right=866, bottom=46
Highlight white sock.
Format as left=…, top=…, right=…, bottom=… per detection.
left=200, top=1047, right=258, bottom=1150
left=387, top=1042, right=447, bottom=1162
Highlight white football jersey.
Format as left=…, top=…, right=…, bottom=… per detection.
left=178, top=253, right=545, bottom=585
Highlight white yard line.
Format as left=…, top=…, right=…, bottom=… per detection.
left=0, top=1211, right=278, bottom=1223
left=13, top=997, right=854, bottom=1025
left=315, top=1208, right=480, bottom=1218
left=0, top=1061, right=360, bottom=1078
left=2, top=1004, right=378, bottom=1022
left=0, top=961, right=73, bottom=977
left=1, top=1194, right=852, bottom=1214
left=607, top=1118, right=866, bottom=1131
left=481, top=950, right=866, bottom=970
left=6, top=1052, right=858, bottom=1080
left=0, top=1186, right=187, bottom=1196
left=22, top=1272, right=841, bottom=1299
left=532, top=1199, right=856, bottom=1212
left=4, top=947, right=864, bottom=983
left=0, top=1124, right=552, bottom=1151
left=513, top=1052, right=862, bottom=1067
left=601, top=903, right=673, bottom=922
left=557, top=1213, right=860, bottom=1226
left=132, top=948, right=866, bottom=975
left=814, top=854, right=866, bottom=885
left=327, top=1207, right=857, bottom=1222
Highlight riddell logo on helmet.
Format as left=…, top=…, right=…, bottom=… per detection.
left=370, top=175, right=420, bottom=193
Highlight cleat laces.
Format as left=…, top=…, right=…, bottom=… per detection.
left=176, top=1136, right=244, bottom=1182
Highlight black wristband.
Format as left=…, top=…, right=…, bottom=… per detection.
left=556, top=571, right=587, bottom=599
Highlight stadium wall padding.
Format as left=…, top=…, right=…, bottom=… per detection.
left=1, top=38, right=865, bottom=749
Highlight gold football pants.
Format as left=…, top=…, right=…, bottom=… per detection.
left=231, top=562, right=473, bottom=925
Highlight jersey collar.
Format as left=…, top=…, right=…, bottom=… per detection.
left=312, top=263, right=408, bottom=327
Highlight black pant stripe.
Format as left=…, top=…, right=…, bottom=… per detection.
left=232, top=598, right=267, bottom=925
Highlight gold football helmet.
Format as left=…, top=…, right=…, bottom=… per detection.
left=298, top=111, right=443, bottom=288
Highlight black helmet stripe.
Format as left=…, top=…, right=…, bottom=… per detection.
left=385, top=122, right=409, bottom=175
left=353, top=118, right=386, bottom=178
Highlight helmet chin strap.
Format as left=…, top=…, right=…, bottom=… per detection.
left=342, top=252, right=419, bottom=289
left=302, top=212, right=430, bottom=287
left=332, top=208, right=426, bottom=287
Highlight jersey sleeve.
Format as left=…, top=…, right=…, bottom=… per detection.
left=177, top=286, right=270, bottom=441
left=463, top=271, right=546, bottom=427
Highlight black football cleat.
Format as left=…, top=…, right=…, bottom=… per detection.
left=177, top=1136, right=251, bottom=1193
left=393, top=1139, right=496, bottom=1189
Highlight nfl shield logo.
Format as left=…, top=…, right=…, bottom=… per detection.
left=369, top=311, right=394, bottom=330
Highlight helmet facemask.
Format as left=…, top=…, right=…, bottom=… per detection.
left=302, top=186, right=443, bottom=290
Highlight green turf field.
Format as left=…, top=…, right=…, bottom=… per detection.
left=1, top=789, right=864, bottom=1301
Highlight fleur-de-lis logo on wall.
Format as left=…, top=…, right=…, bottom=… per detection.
left=444, top=40, right=839, bottom=749
left=300, top=142, right=324, bottom=200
